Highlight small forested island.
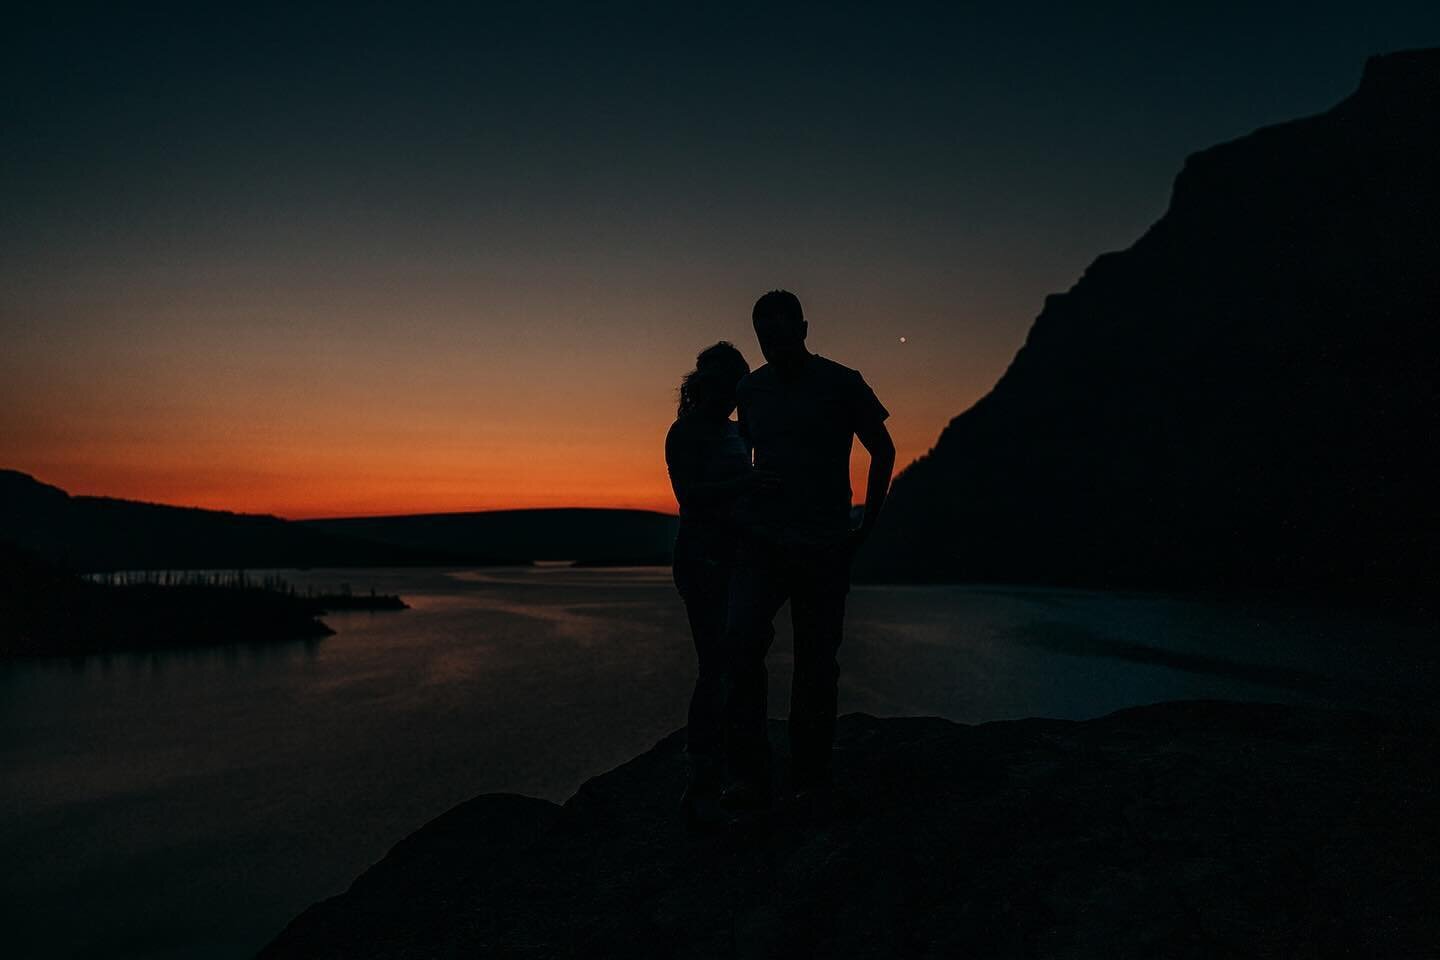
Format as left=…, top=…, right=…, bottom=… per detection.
left=0, top=542, right=406, bottom=657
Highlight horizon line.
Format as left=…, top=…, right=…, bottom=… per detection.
left=5, top=466, right=686, bottom=522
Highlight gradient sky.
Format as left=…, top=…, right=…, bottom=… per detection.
left=4, top=2, right=1438, bottom=517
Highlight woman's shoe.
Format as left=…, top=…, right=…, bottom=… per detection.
left=719, top=778, right=773, bottom=813
left=681, top=754, right=729, bottom=833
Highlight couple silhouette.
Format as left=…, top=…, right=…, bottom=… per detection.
left=665, top=290, right=895, bottom=830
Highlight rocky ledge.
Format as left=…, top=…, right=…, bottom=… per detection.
left=261, top=701, right=1438, bottom=958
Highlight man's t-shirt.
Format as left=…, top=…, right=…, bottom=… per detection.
left=736, top=353, right=889, bottom=546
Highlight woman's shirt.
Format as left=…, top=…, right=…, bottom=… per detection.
left=665, top=415, right=750, bottom=554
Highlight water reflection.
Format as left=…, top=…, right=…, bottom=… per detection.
left=1012, top=620, right=1330, bottom=690
left=0, top=567, right=1433, bottom=960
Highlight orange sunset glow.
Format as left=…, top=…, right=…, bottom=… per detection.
left=5, top=273, right=1004, bottom=518
left=8, top=7, right=1440, bottom=960
left=6, top=3, right=1377, bottom=521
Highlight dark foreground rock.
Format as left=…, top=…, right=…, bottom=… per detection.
left=261, top=701, right=1438, bottom=958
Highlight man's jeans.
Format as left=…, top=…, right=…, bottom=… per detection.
left=723, top=540, right=851, bottom=791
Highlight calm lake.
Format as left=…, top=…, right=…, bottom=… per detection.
left=1, top=566, right=1434, bottom=959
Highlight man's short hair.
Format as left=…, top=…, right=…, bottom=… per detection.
left=752, top=290, right=804, bottom=330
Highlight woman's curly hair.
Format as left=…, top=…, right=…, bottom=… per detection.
left=677, top=341, right=749, bottom=418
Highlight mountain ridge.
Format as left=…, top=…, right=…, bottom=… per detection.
left=859, top=49, right=1440, bottom=598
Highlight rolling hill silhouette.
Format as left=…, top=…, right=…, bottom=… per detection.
left=0, top=469, right=399, bottom=571
left=0, top=470, right=677, bottom=571
left=302, top=510, right=678, bottom=566
left=860, top=49, right=1440, bottom=599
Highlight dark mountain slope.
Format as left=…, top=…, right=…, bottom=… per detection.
left=0, top=469, right=399, bottom=571
left=860, top=49, right=1440, bottom=598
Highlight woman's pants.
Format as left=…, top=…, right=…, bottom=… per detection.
left=680, top=581, right=729, bottom=758
left=674, top=542, right=730, bottom=759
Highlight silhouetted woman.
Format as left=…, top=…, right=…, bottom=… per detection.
left=665, top=341, right=758, bottom=830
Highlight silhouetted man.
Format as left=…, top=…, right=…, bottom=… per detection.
left=724, top=290, right=895, bottom=810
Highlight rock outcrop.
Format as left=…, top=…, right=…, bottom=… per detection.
left=261, top=701, right=1438, bottom=958
left=859, top=50, right=1440, bottom=598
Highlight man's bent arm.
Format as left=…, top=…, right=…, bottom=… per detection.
left=855, top=420, right=895, bottom=538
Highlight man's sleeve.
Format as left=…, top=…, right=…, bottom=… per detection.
left=846, top=369, right=890, bottom=431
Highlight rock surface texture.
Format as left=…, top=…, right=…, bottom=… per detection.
left=860, top=50, right=1440, bottom=598
left=261, top=701, right=1438, bottom=958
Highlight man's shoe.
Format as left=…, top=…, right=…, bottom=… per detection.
left=681, top=754, right=730, bottom=833
left=789, top=765, right=836, bottom=822
left=790, top=781, right=835, bottom=824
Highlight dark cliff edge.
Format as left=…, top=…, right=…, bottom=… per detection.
left=261, top=701, right=1438, bottom=958
left=858, top=50, right=1440, bottom=600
